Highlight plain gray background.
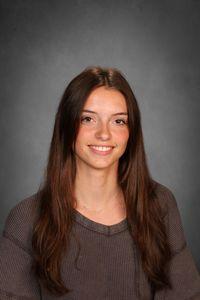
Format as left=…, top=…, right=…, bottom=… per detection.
left=0, top=0, right=199, bottom=271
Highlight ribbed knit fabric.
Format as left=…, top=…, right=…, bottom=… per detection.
left=0, top=182, right=200, bottom=299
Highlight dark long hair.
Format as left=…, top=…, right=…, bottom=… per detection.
left=32, top=66, right=172, bottom=296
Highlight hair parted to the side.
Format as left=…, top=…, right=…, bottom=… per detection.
left=32, top=66, right=172, bottom=296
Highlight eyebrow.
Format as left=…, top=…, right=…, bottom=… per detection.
left=81, top=109, right=128, bottom=116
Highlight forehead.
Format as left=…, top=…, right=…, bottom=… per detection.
left=83, top=86, right=127, bottom=112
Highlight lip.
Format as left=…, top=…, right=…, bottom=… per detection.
left=88, top=145, right=115, bottom=155
left=88, top=145, right=115, bottom=147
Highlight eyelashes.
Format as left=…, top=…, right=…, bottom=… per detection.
left=81, top=116, right=93, bottom=123
left=80, top=116, right=128, bottom=126
left=115, top=119, right=128, bottom=125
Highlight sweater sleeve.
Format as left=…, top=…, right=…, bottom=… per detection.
left=0, top=197, right=41, bottom=300
left=154, top=186, right=200, bottom=300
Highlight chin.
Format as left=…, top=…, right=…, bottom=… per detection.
left=87, top=160, right=119, bottom=170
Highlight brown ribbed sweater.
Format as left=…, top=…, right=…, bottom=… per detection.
left=0, top=182, right=200, bottom=299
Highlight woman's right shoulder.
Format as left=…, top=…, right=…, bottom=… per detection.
left=2, top=193, right=41, bottom=253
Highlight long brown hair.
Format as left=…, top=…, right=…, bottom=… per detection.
left=32, top=66, right=172, bottom=296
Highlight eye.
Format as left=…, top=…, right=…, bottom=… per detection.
left=80, top=116, right=93, bottom=123
left=114, top=119, right=128, bottom=125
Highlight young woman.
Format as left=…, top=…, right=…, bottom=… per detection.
left=0, top=66, right=200, bottom=300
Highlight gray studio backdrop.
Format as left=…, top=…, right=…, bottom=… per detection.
left=0, top=0, right=200, bottom=270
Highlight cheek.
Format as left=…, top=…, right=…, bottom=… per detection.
left=75, top=126, right=129, bottom=146
left=74, top=127, right=91, bottom=151
left=76, top=126, right=92, bottom=139
left=113, top=128, right=129, bottom=144
left=75, top=128, right=89, bottom=145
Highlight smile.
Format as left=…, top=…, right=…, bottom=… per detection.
left=89, top=145, right=113, bottom=151
left=88, top=145, right=114, bottom=155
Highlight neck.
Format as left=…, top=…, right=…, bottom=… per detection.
left=74, top=165, right=124, bottom=212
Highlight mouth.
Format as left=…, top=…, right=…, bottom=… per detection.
left=88, top=145, right=115, bottom=155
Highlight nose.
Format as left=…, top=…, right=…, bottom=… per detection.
left=95, top=121, right=111, bottom=141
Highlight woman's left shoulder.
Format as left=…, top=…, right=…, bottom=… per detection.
left=151, top=185, right=200, bottom=298
left=152, top=180, right=179, bottom=217
left=152, top=180, right=187, bottom=253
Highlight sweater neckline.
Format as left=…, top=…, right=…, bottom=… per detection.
left=72, top=208, right=128, bottom=236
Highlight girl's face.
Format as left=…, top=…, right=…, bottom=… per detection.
left=74, top=86, right=129, bottom=171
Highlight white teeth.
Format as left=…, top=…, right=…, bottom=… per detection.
left=90, top=146, right=112, bottom=151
